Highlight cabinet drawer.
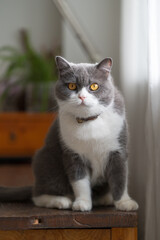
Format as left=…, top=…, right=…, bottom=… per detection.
left=0, top=229, right=111, bottom=240
left=0, top=113, right=56, bottom=157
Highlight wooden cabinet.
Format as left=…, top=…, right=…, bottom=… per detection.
left=0, top=113, right=56, bottom=157
left=0, top=203, right=138, bottom=240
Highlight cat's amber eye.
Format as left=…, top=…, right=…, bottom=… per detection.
left=68, top=83, right=77, bottom=90
left=90, top=83, right=99, bottom=91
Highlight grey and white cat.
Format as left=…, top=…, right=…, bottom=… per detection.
left=0, top=56, right=138, bottom=211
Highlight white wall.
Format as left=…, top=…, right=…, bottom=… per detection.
left=62, top=0, right=121, bottom=84
left=0, top=0, right=121, bottom=84
left=0, top=0, right=61, bottom=53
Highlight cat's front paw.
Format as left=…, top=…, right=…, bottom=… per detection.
left=115, top=199, right=139, bottom=211
left=55, top=197, right=73, bottom=209
left=32, top=195, right=72, bottom=209
left=72, top=199, right=92, bottom=211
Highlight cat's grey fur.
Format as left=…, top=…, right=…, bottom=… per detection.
left=0, top=57, right=138, bottom=211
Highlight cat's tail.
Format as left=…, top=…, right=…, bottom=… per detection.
left=0, top=186, right=32, bottom=202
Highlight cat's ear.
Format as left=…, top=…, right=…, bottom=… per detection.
left=96, top=58, right=113, bottom=73
left=55, top=56, right=71, bottom=74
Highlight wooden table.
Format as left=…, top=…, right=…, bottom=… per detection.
left=0, top=202, right=137, bottom=240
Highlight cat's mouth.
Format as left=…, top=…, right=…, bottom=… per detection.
left=78, top=100, right=92, bottom=107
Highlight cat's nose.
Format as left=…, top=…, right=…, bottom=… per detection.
left=79, top=96, right=86, bottom=101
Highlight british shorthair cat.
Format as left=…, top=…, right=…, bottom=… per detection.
left=0, top=56, right=138, bottom=211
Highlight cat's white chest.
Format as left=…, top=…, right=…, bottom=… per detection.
left=60, top=110, right=124, bottom=185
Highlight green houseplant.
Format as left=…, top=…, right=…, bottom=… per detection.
left=0, top=30, right=59, bottom=112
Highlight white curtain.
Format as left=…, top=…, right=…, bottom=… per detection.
left=145, top=0, right=160, bottom=239
left=120, top=0, right=160, bottom=239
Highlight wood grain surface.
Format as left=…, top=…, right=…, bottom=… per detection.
left=0, top=229, right=111, bottom=240
left=112, top=227, right=137, bottom=240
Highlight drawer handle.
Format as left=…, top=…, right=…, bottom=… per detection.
left=10, top=132, right=17, bottom=141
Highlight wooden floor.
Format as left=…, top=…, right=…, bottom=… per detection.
left=0, top=162, right=34, bottom=186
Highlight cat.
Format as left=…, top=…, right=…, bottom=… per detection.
left=0, top=56, right=138, bottom=211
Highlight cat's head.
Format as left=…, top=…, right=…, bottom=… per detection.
left=55, top=56, right=114, bottom=118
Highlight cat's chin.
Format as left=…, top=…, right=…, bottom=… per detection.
left=58, top=100, right=103, bottom=119
left=77, top=101, right=94, bottom=108
left=73, top=107, right=102, bottom=120
left=79, top=102, right=87, bottom=106
left=78, top=103, right=90, bottom=108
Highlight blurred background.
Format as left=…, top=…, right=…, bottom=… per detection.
left=0, top=1, right=160, bottom=240
left=0, top=0, right=121, bottom=112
